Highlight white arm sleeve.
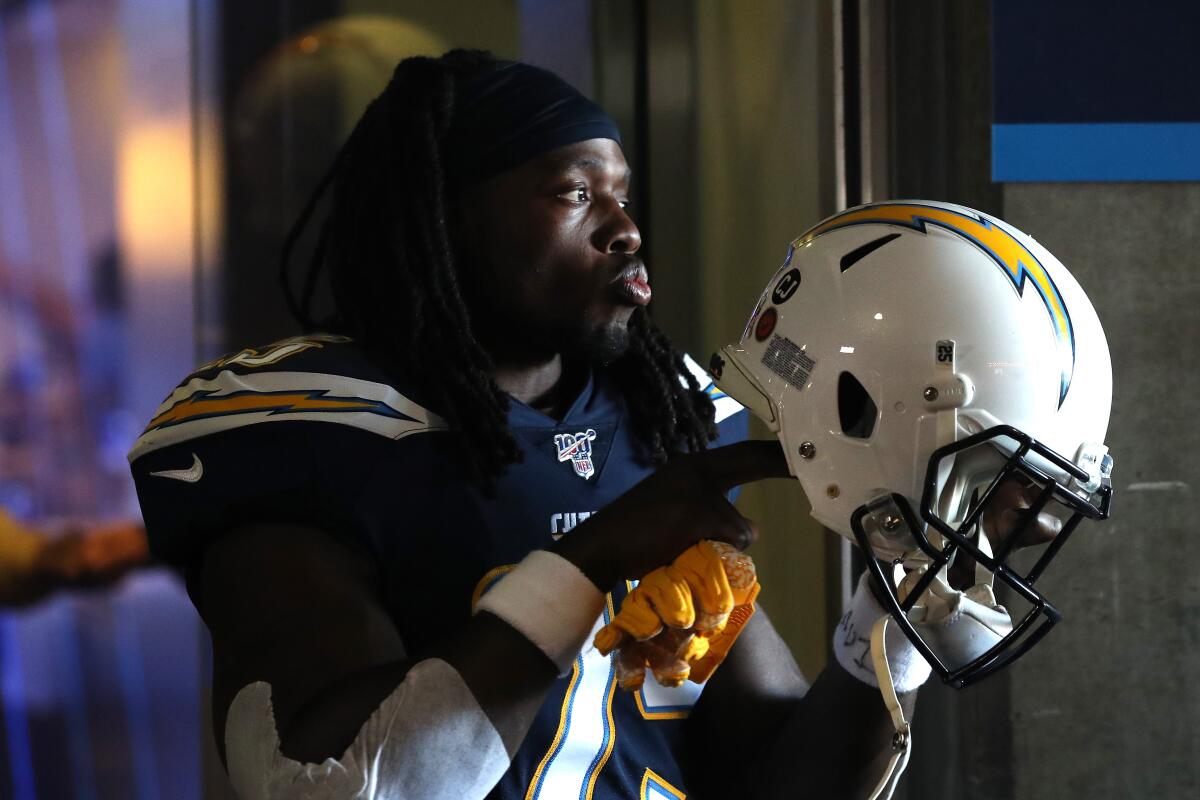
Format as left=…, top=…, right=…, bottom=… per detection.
left=225, top=658, right=510, bottom=800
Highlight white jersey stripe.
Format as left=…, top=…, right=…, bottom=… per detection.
left=529, top=610, right=617, bottom=799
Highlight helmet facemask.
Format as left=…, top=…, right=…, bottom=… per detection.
left=851, top=425, right=1113, bottom=687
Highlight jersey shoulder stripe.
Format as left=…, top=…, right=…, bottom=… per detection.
left=129, top=365, right=446, bottom=461
left=680, top=353, right=743, bottom=424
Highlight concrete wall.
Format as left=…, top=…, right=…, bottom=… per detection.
left=1002, top=183, right=1200, bottom=798
left=887, top=3, right=1200, bottom=796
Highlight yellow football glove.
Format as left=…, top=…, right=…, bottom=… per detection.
left=686, top=548, right=760, bottom=684
left=595, top=540, right=733, bottom=648
left=595, top=540, right=760, bottom=689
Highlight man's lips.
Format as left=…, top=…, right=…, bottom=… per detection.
left=612, top=263, right=652, bottom=306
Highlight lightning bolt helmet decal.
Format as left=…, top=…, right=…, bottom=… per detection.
left=798, top=202, right=1076, bottom=407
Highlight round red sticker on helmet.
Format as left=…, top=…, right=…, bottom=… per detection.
left=754, top=306, right=778, bottom=341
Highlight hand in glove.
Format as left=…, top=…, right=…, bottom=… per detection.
left=594, top=540, right=760, bottom=689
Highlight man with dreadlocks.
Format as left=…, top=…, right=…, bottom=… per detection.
left=129, top=51, right=908, bottom=798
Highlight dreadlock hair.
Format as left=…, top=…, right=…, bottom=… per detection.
left=280, top=49, right=717, bottom=485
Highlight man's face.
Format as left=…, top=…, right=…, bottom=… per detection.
left=456, top=138, right=648, bottom=365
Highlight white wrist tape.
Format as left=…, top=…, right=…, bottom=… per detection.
left=834, top=573, right=931, bottom=694
left=225, top=658, right=509, bottom=800
left=474, top=550, right=605, bottom=675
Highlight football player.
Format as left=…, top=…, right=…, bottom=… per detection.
left=129, top=50, right=1113, bottom=800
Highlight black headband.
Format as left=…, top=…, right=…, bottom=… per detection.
left=444, top=61, right=622, bottom=186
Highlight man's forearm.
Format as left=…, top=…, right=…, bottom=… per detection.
left=273, top=547, right=608, bottom=763
left=686, top=609, right=916, bottom=798
left=750, top=661, right=917, bottom=799
left=216, top=548, right=600, bottom=800
left=278, top=611, right=563, bottom=762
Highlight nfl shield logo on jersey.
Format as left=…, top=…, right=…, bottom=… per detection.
left=555, top=429, right=598, bottom=480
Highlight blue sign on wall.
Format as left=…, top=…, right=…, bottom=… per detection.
left=993, top=1, right=1200, bottom=181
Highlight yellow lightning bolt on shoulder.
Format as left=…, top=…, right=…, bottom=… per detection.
left=145, top=391, right=393, bottom=432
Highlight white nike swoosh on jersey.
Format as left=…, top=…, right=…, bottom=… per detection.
left=149, top=453, right=203, bottom=483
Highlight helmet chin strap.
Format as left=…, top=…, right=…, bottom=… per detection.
left=864, top=533, right=1012, bottom=799
left=866, top=614, right=912, bottom=800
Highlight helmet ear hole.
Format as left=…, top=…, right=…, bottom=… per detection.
left=838, top=371, right=877, bottom=439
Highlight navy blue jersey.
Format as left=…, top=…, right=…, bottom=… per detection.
left=129, top=334, right=747, bottom=799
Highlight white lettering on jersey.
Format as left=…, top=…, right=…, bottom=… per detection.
left=549, top=511, right=598, bottom=539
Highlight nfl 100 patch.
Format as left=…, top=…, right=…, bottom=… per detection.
left=555, top=428, right=599, bottom=479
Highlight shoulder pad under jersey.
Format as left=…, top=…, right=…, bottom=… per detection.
left=127, top=334, right=447, bottom=568
left=129, top=334, right=447, bottom=462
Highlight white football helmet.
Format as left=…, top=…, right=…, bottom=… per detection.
left=712, top=200, right=1114, bottom=687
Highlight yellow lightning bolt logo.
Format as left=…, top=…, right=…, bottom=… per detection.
left=144, top=390, right=408, bottom=433
left=799, top=203, right=1075, bottom=406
